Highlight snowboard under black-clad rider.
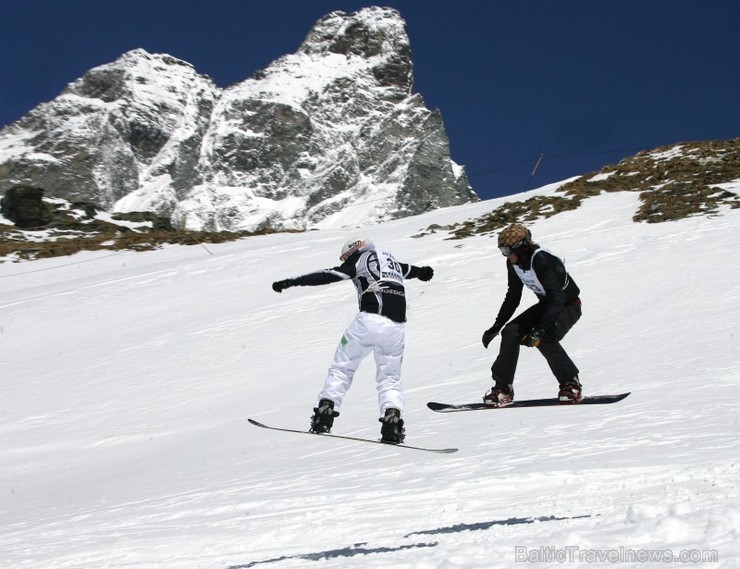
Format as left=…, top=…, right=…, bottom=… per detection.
left=272, top=238, right=434, bottom=444
left=482, top=224, right=582, bottom=406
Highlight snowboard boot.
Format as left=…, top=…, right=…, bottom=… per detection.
left=309, top=399, right=339, bottom=433
left=483, top=383, right=514, bottom=407
left=558, top=377, right=583, bottom=403
left=379, top=408, right=405, bottom=444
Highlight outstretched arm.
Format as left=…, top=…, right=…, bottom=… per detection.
left=272, top=262, right=357, bottom=293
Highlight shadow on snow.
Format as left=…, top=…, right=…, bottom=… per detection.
left=229, top=542, right=437, bottom=568
left=404, top=514, right=593, bottom=537
left=231, top=514, right=592, bottom=567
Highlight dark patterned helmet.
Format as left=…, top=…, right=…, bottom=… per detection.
left=498, top=224, right=532, bottom=256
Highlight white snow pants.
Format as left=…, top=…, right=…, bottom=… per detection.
left=317, top=312, right=405, bottom=416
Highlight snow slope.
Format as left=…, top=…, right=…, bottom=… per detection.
left=1, top=183, right=739, bottom=568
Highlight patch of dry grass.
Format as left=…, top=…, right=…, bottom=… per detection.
left=428, top=138, right=740, bottom=239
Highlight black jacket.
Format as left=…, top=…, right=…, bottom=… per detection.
left=492, top=245, right=580, bottom=332
left=292, top=248, right=427, bottom=323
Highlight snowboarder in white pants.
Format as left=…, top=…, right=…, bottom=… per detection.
left=321, top=311, right=405, bottom=414
left=272, top=238, right=434, bottom=443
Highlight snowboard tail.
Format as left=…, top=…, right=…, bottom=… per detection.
left=427, top=392, right=630, bottom=413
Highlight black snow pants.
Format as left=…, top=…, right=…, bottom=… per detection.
left=491, top=300, right=581, bottom=387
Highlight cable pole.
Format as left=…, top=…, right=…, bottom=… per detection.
left=524, top=153, right=544, bottom=191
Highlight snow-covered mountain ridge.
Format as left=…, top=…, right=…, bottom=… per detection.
left=2, top=138, right=738, bottom=263
left=1, top=174, right=739, bottom=567
left=0, top=7, right=476, bottom=232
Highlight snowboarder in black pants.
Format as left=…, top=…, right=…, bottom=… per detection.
left=482, top=224, right=582, bottom=406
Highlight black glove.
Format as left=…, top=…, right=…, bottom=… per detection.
left=521, top=327, right=545, bottom=347
left=272, top=278, right=296, bottom=293
left=417, top=266, right=434, bottom=281
left=482, top=326, right=500, bottom=348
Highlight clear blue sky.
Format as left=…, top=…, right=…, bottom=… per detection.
left=1, top=0, right=738, bottom=201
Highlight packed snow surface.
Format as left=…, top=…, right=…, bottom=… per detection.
left=1, top=184, right=739, bottom=568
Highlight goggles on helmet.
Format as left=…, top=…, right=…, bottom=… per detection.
left=499, top=238, right=528, bottom=256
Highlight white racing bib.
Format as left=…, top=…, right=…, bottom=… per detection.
left=376, top=249, right=404, bottom=285
left=512, top=248, right=567, bottom=297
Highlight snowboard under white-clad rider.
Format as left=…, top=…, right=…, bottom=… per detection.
left=482, top=224, right=583, bottom=406
left=272, top=238, right=434, bottom=444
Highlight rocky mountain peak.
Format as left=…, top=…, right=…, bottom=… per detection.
left=299, top=7, right=412, bottom=90
left=0, top=7, right=477, bottom=232
left=64, top=49, right=202, bottom=103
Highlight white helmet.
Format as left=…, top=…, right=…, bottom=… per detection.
left=339, top=237, right=374, bottom=261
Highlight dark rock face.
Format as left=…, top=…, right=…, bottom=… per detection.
left=0, top=186, right=51, bottom=228
left=0, top=7, right=477, bottom=231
